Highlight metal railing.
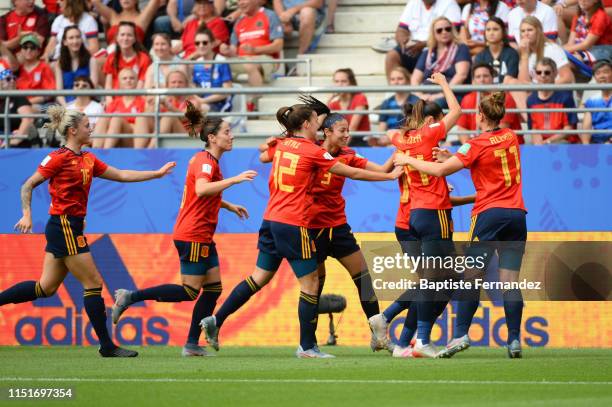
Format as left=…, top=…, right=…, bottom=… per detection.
left=2, top=83, right=612, bottom=146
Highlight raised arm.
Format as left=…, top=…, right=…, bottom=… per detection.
left=14, top=171, right=47, bottom=233
left=329, top=161, right=403, bottom=181
left=394, top=154, right=464, bottom=177
left=137, top=0, right=162, bottom=31
left=429, top=72, right=461, bottom=131
left=98, top=162, right=176, bottom=182
left=195, top=170, right=257, bottom=197
left=91, top=0, right=117, bottom=23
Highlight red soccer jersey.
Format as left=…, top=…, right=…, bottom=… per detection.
left=16, top=61, right=56, bottom=96
left=393, top=121, right=451, bottom=210
left=173, top=151, right=223, bottom=243
left=570, top=8, right=612, bottom=46
left=263, top=137, right=338, bottom=227
left=182, top=17, right=229, bottom=57
left=0, top=8, right=49, bottom=44
left=37, top=147, right=108, bottom=217
left=390, top=131, right=411, bottom=229
left=103, top=51, right=151, bottom=88
left=233, top=7, right=282, bottom=58
left=308, top=147, right=368, bottom=228
left=454, top=128, right=526, bottom=215
left=457, top=91, right=524, bottom=143
left=105, top=96, right=146, bottom=124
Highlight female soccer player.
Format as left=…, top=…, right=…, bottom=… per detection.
left=379, top=72, right=462, bottom=358
left=2, top=106, right=175, bottom=357
left=111, top=101, right=256, bottom=357
left=201, top=96, right=403, bottom=358
left=394, top=91, right=526, bottom=358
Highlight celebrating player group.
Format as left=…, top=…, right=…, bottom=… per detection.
left=1, top=72, right=526, bottom=359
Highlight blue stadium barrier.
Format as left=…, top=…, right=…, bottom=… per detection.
left=0, top=145, right=609, bottom=233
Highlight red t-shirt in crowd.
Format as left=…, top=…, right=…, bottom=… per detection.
left=103, top=51, right=151, bottom=88
left=105, top=96, right=146, bottom=124
left=16, top=61, right=56, bottom=98
left=454, top=128, right=526, bottom=215
left=264, top=137, right=338, bottom=227
left=328, top=93, right=371, bottom=132
left=182, top=17, right=229, bottom=57
left=308, top=147, right=368, bottom=229
left=106, top=24, right=146, bottom=45
left=0, top=7, right=50, bottom=45
left=37, top=147, right=108, bottom=217
left=570, top=8, right=612, bottom=45
left=173, top=151, right=223, bottom=243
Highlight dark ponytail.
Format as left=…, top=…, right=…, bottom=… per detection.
left=405, top=99, right=442, bottom=130
left=276, top=104, right=314, bottom=137
left=182, top=100, right=224, bottom=146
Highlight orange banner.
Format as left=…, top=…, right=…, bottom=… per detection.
left=0, top=233, right=610, bottom=348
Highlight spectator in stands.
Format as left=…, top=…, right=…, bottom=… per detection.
left=16, top=34, right=56, bottom=111
left=326, top=0, right=338, bottom=33
left=507, top=0, right=558, bottom=44
left=221, top=0, right=283, bottom=110
left=153, top=0, right=197, bottom=38
left=527, top=58, right=578, bottom=144
left=378, top=66, right=411, bottom=132
left=54, top=26, right=99, bottom=106
left=410, top=17, right=471, bottom=107
left=43, top=0, right=100, bottom=62
left=190, top=29, right=233, bottom=112
left=134, top=69, right=207, bottom=148
left=0, top=62, right=37, bottom=148
left=103, top=21, right=151, bottom=103
left=214, top=0, right=241, bottom=22
left=0, top=0, right=50, bottom=53
left=66, top=75, right=104, bottom=129
left=96, top=68, right=146, bottom=148
left=455, top=62, right=522, bottom=144
left=517, top=16, right=574, bottom=83
left=327, top=67, right=370, bottom=146
left=383, top=0, right=461, bottom=78
left=553, top=0, right=579, bottom=43
left=178, top=0, right=230, bottom=57
left=144, top=32, right=187, bottom=89
left=273, top=0, right=324, bottom=55
left=564, top=0, right=612, bottom=63
left=474, top=16, right=519, bottom=83
left=581, top=59, right=612, bottom=143
left=460, top=0, right=510, bottom=56
left=91, top=0, right=160, bottom=48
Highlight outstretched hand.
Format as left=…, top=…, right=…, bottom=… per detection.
left=157, top=162, right=177, bottom=178
left=388, top=166, right=405, bottom=179
left=14, top=215, right=33, bottom=234
left=233, top=170, right=258, bottom=184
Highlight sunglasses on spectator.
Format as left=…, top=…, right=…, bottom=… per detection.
left=435, top=26, right=453, bottom=34
left=536, top=70, right=553, bottom=76
left=2, top=75, right=16, bottom=82
left=195, top=40, right=210, bottom=46
left=22, top=44, right=39, bottom=50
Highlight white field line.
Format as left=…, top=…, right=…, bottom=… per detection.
left=0, top=377, right=610, bottom=386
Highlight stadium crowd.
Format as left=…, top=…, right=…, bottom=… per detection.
left=0, top=0, right=610, bottom=147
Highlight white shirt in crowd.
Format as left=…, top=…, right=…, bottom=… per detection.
left=66, top=100, right=104, bottom=127
left=461, top=2, right=510, bottom=43
left=507, top=1, right=558, bottom=42
left=50, top=13, right=99, bottom=60
left=528, top=42, right=569, bottom=81
left=398, top=0, right=462, bottom=42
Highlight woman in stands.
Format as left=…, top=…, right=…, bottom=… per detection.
left=200, top=96, right=402, bottom=358
left=460, top=0, right=510, bottom=56
left=91, top=0, right=160, bottom=47
left=112, top=101, right=255, bottom=357
left=54, top=25, right=98, bottom=105
left=327, top=68, right=371, bottom=146
left=474, top=17, right=519, bottom=84
left=395, top=91, right=527, bottom=359
left=144, top=33, right=188, bottom=91
left=564, top=0, right=612, bottom=62
left=1, top=105, right=175, bottom=357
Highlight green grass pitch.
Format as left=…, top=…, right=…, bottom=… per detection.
left=1, top=346, right=611, bottom=406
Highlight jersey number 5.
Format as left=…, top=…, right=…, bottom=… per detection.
left=494, top=146, right=521, bottom=187
left=272, top=150, right=300, bottom=192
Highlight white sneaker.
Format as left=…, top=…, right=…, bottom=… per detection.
left=371, top=37, right=398, bottom=53
left=392, top=345, right=413, bottom=358
left=437, top=335, right=470, bottom=359
left=412, top=340, right=439, bottom=358
left=296, top=345, right=336, bottom=359
left=368, top=314, right=389, bottom=351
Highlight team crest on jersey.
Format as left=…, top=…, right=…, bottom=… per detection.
left=34, top=72, right=41, bottom=82
left=83, top=156, right=93, bottom=167
left=71, top=160, right=77, bottom=165
left=202, top=163, right=212, bottom=174
left=458, top=143, right=471, bottom=155
left=26, top=17, right=35, bottom=27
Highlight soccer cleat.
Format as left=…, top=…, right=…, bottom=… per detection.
left=437, top=335, right=470, bottom=359
left=111, top=289, right=133, bottom=324
left=368, top=313, right=389, bottom=352
left=99, top=346, right=138, bottom=358
left=411, top=341, right=439, bottom=358
left=296, top=345, right=336, bottom=359
left=507, top=339, right=522, bottom=359
left=392, top=345, right=413, bottom=358
left=386, top=340, right=396, bottom=354
left=181, top=343, right=209, bottom=357
left=200, top=316, right=219, bottom=351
